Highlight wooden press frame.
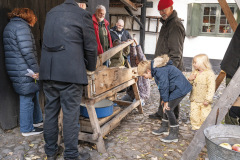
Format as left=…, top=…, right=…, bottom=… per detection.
left=58, top=40, right=143, bottom=153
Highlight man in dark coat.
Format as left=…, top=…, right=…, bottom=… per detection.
left=39, top=0, right=97, bottom=159
left=110, top=19, right=132, bottom=42
left=149, top=0, right=185, bottom=122
left=110, top=19, right=132, bottom=63
left=221, top=24, right=240, bottom=126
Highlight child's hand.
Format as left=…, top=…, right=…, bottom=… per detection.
left=161, top=100, right=164, bottom=106
left=203, top=101, right=209, bottom=106
left=163, top=102, right=170, bottom=113
left=188, top=74, right=196, bottom=81
left=32, top=73, right=39, bottom=79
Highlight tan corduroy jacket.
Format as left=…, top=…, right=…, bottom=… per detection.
left=189, top=70, right=215, bottom=103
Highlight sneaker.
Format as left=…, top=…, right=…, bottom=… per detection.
left=33, top=121, right=43, bottom=127
left=22, top=127, right=43, bottom=137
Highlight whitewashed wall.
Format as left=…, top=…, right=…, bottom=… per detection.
left=109, top=0, right=236, bottom=60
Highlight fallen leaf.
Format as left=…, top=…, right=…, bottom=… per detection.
left=164, top=154, right=168, bottom=156
left=177, top=149, right=182, bottom=153
left=137, top=155, right=141, bottom=159
left=8, top=152, right=13, bottom=156
left=168, top=149, right=174, bottom=152
left=29, top=144, right=34, bottom=147
left=92, top=145, right=97, bottom=150
left=32, top=156, right=40, bottom=159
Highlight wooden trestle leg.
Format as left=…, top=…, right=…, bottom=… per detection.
left=85, top=101, right=106, bottom=153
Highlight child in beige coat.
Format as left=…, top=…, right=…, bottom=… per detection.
left=188, top=54, right=215, bottom=131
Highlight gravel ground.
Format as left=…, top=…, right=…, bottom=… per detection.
left=0, top=72, right=225, bottom=160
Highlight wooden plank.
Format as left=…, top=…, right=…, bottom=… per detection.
left=78, top=132, right=98, bottom=143
left=89, top=79, right=136, bottom=103
left=218, top=0, right=238, bottom=32
left=215, top=70, right=226, bottom=91
left=120, top=0, right=138, bottom=11
left=132, top=80, right=143, bottom=114
left=80, top=107, right=121, bottom=132
left=113, top=100, right=132, bottom=106
left=96, top=40, right=134, bottom=67
left=101, top=100, right=141, bottom=137
left=84, top=102, right=106, bottom=153
left=86, top=67, right=137, bottom=97
left=181, top=67, right=240, bottom=160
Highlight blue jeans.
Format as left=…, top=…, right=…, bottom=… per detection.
left=103, top=59, right=110, bottom=67
left=19, top=92, right=43, bottom=133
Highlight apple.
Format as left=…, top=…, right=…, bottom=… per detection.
left=232, top=144, right=240, bottom=152
left=219, top=143, right=232, bottom=150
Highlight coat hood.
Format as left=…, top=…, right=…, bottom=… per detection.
left=153, top=54, right=170, bottom=68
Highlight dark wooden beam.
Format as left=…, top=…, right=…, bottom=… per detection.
left=120, top=0, right=138, bottom=11
left=140, top=0, right=146, bottom=53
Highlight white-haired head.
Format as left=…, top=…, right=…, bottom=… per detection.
left=116, top=19, right=124, bottom=31
left=95, top=5, right=106, bottom=22
left=96, top=5, right=106, bottom=12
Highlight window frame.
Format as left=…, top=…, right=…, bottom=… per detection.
left=199, top=3, right=238, bottom=37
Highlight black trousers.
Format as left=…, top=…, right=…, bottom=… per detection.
left=162, top=96, right=185, bottom=126
left=158, top=96, right=180, bottom=120
left=43, top=80, right=83, bottom=159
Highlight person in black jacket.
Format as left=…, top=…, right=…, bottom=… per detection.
left=221, top=24, right=240, bottom=126
left=39, top=0, right=97, bottom=160
left=3, top=8, right=43, bottom=137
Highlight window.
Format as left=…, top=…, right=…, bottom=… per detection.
left=187, top=3, right=240, bottom=37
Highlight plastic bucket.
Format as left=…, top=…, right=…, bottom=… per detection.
left=204, top=124, right=240, bottom=160
left=80, top=99, right=114, bottom=118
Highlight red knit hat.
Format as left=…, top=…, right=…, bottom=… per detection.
left=158, top=0, right=173, bottom=10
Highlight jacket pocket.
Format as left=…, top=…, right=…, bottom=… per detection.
left=43, top=43, right=65, bottom=52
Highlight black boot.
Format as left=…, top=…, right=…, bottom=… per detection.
left=152, top=119, right=169, bottom=135
left=160, top=125, right=179, bottom=143
left=65, top=153, right=90, bottom=160
left=47, top=146, right=64, bottom=160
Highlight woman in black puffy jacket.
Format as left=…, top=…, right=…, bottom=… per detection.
left=3, top=8, right=43, bottom=136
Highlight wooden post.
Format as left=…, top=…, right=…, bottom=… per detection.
left=215, top=70, right=226, bottom=91
left=132, top=79, right=143, bottom=114
left=140, top=0, right=146, bottom=53
left=85, top=101, right=106, bottom=153
left=181, top=67, right=240, bottom=160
